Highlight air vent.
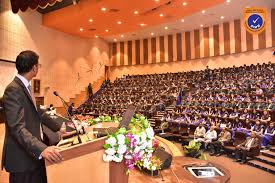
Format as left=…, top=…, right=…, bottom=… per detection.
left=88, top=28, right=96, bottom=31
left=109, top=8, right=120, bottom=13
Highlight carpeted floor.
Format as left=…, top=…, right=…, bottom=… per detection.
left=206, top=153, right=274, bottom=183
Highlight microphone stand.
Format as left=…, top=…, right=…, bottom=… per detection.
left=55, top=93, right=82, bottom=144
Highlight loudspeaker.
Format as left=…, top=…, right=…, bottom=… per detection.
left=153, top=147, right=172, bottom=169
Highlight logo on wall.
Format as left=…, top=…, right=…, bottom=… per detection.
left=244, top=7, right=267, bottom=34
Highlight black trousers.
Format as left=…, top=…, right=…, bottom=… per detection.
left=9, top=161, right=47, bottom=183
left=235, top=148, right=249, bottom=162
left=209, top=141, right=224, bottom=154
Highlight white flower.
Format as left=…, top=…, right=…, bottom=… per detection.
left=134, top=146, right=141, bottom=153
left=103, top=154, right=114, bottom=162
left=106, top=137, right=117, bottom=146
left=113, top=154, right=123, bottom=162
left=105, top=148, right=116, bottom=155
left=140, top=132, right=147, bottom=144
left=143, top=158, right=150, bottom=168
left=139, top=141, right=148, bottom=150
left=146, top=128, right=154, bottom=139
left=134, top=135, right=140, bottom=145
left=117, top=145, right=127, bottom=154
left=146, top=140, right=153, bottom=148
left=151, top=166, right=156, bottom=171
left=117, top=134, right=126, bottom=145
left=124, top=154, right=133, bottom=159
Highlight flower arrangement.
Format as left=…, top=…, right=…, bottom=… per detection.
left=103, top=114, right=162, bottom=173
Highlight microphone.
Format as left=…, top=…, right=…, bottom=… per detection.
left=53, top=91, right=59, bottom=96
left=53, top=91, right=82, bottom=144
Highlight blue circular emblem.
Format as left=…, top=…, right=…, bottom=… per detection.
left=247, top=14, right=264, bottom=31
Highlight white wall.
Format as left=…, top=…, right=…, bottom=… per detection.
left=0, top=0, right=109, bottom=106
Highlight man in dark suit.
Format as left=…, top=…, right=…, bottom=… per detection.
left=2, top=50, right=63, bottom=183
left=233, top=131, right=259, bottom=164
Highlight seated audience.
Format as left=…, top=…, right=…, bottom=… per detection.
left=209, top=128, right=231, bottom=156
left=234, top=132, right=259, bottom=164
left=262, top=122, right=275, bottom=148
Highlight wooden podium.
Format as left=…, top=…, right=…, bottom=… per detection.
left=45, top=137, right=129, bottom=183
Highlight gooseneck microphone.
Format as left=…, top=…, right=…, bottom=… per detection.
left=53, top=91, right=82, bottom=144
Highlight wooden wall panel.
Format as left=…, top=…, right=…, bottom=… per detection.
left=159, top=36, right=165, bottom=62
left=203, top=27, right=210, bottom=57
left=143, top=39, right=148, bottom=64
left=234, top=19, right=242, bottom=53
left=271, top=9, right=275, bottom=46
left=258, top=30, right=266, bottom=49
left=176, top=33, right=182, bottom=61
left=120, top=42, right=124, bottom=66
left=194, top=29, right=200, bottom=59
left=223, top=22, right=230, bottom=55
left=151, top=38, right=156, bottom=64
left=213, top=24, right=220, bottom=56
left=185, top=32, right=191, bottom=60
left=246, top=31, right=253, bottom=51
left=112, top=43, right=117, bottom=66
left=168, top=34, right=173, bottom=62
left=135, top=40, right=140, bottom=65
left=127, top=41, right=132, bottom=65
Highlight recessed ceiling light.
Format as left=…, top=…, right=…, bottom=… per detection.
left=140, top=23, right=146, bottom=26
left=134, top=10, right=139, bottom=15
left=151, top=32, right=154, bottom=36
left=101, top=7, right=107, bottom=11
left=155, top=0, right=159, bottom=2
left=89, top=19, right=93, bottom=22
left=202, top=10, right=206, bottom=14
left=121, top=35, right=124, bottom=38
left=117, top=21, right=122, bottom=24
left=160, top=13, right=164, bottom=17
left=220, top=16, right=224, bottom=19
left=105, top=29, right=109, bottom=32
left=182, top=2, right=187, bottom=6
left=226, top=0, right=230, bottom=3
left=95, top=35, right=98, bottom=38
left=200, top=24, right=204, bottom=27
left=80, top=28, right=83, bottom=32
left=114, top=38, right=117, bottom=42
left=164, top=26, right=168, bottom=30
left=181, top=19, right=185, bottom=22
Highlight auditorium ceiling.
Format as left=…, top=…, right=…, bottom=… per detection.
left=41, top=0, right=275, bottom=42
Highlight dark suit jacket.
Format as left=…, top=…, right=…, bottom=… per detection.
left=239, top=137, right=259, bottom=150
left=2, top=77, right=60, bottom=173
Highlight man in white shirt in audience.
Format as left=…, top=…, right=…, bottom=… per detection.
left=195, top=126, right=217, bottom=149
left=194, top=123, right=206, bottom=139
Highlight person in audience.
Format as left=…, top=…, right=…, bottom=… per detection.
left=194, top=124, right=206, bottom=139
left=88, top=83, right=93, bottom=99
left=262, top=122, right=275, bottom=148
left=251, top=120, right=264, bottom=136
left=195, top=126, right=217, bottom=149
left=234, top=131, right=259, bottom=164
left=260, top=110, right=271, bottom=124
left=209, top=128, right=231, bottom=156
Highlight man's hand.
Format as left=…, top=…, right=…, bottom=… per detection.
left=41, top=146, right=63, bottom=164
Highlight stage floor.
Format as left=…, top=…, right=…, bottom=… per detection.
left=129, top=156, right=230, bottom=183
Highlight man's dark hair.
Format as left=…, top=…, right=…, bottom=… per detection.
left=16, top=50, right=39, bottom=74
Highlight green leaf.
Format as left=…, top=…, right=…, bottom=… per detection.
left=118, top=127, right=127, bottom=134
left=103, top=144, right=111, bottom=149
